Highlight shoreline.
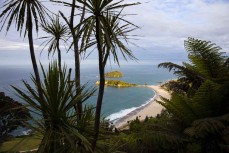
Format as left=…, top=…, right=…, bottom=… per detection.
left=114, top=84, right=171, bottom=129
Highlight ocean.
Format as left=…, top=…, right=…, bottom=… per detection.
left=0, top=59, right=178, bottom=126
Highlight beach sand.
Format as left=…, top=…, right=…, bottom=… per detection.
left=115, top=85, right=171, bottom=129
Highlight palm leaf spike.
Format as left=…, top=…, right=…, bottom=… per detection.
left=12, top=61, right=96, bottom=152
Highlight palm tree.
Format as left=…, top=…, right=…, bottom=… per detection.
left=51, top=0, right=87, bottom=119
left=12, top=61, right=96, bottom=152
left=40, top=15, right=68, bottom=73
left=0, top=0, right=47, bottom=100
left=75, top=0, right=139, bottom=149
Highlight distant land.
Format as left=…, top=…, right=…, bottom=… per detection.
left=96, top=80, right=136, bottom=87
left=105, top=71, right=123, bottom=78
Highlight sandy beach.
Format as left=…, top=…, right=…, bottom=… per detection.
left=115, top=85, right=171, bottom=129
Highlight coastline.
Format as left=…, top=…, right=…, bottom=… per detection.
left=114, top=84, right=171, bottom=129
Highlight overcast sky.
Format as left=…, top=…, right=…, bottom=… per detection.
left=0, top=0, right=229, bottom=66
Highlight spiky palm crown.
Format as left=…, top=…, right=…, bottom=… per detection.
left=40, top=15, right=68, bottom=55
left=72, top=0, right=140, bottom=64
left=0, top=0, right=48, bottom=36
left=12, top=62, right=96, bottom=152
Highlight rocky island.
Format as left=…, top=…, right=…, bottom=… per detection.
left=105, top=71, right=123, bottom=78
left=96, top=80, right=137, bottom=87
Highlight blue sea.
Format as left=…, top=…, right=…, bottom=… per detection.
left=0, top=59, right=181, bottom=128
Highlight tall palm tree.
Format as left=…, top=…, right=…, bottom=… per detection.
left=51, top=0, right=87, bottom=118
left=40, top=15, right=68, bottom=73
left=0, top=0, right=47, bottom=100
left=76, top=0, right=139, bottom=149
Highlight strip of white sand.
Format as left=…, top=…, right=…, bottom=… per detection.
left=115, top=85, right=171, bottom=129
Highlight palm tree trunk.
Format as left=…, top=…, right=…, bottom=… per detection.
left=70, top=0, right=82, bottom=119
left=27, top=4, right=48, bottom=126
left=73, top=36, right=82, bottom=116
left=92, top=16, right=105, bottom=151
left=27, top=4, right=43, bottom=100
left=56, top=40, right=62, bottom=73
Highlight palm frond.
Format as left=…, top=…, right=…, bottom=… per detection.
left=0, top=0, right=48, bottom=36
left=184, top=114, right=229, bottom=138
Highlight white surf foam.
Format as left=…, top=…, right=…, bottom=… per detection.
left=106, top=94, right=156, bottom=123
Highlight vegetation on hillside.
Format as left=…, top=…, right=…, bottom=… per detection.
left=96, top=80, right=136, bottom=87
left=105, top=71, right=123, bottom=78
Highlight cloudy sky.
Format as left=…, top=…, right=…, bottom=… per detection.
left=0, top=0, right=229, bottom=66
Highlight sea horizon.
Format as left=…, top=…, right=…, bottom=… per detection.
left=0, top=58, right=179, bottom=126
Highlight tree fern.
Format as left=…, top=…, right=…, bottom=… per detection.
left=158, top=94, right=198, bottom=126
left=184, top=114, right=229, bottom=153
left=159, top=38, right=229, bottom=98
left=185, top=37, right=226, bottom=79
left=184, top=114, right=229, bottom=138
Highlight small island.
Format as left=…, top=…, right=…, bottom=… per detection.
left=96, top=80, right=137, bottom=87
left=105, top=71, right=123, bottom=78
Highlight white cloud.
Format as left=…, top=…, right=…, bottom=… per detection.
left=0, top=0, right=228, bottom=65
left=124, top=0, right=229, bottom=53
left=0, top=39, right=39, bottom=50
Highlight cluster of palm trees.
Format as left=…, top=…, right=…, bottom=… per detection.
left=0, top=0, right=139, bottom=152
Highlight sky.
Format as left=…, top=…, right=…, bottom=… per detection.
left=0, top=0, right=229, bottom=66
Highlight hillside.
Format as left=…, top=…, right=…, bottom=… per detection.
left=105, top=71, right=123, bottom=78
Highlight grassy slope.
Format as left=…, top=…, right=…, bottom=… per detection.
left=0, top=135, right=41, bottom=152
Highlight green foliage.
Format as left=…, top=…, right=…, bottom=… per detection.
left=159, top=80, right=225, bottom=126
left=0, top=92, right=31, bottom=140
left=184, top=114, right=229, bottom=153
left=184, top=38, right=226, bottom=79
left=105, top=71, right=123, bottom=78
left=12, top=61, right=96, bottom=153
left=185, top=114, right=229, bottom=138
left=119, top=115, right=188, bottom=153
left=161, top=80, right=191, bottom=95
